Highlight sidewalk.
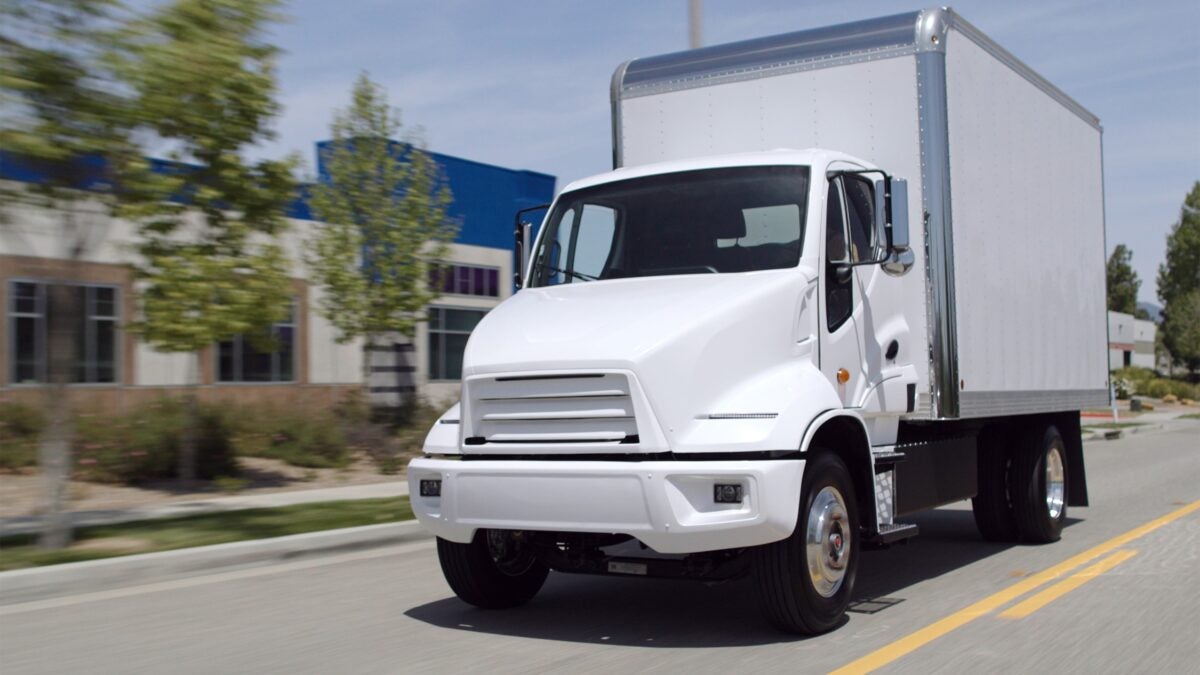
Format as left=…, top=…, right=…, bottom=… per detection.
left=1, top=481, right=409, bottom=537
left=1080, top=410, right=1195, bottom=441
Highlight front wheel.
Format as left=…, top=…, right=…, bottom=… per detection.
left=437, top=529, right=549, bottom=609
left=754, top=452, right=859, bottom=634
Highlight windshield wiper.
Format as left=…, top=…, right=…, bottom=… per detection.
left=546, top=266, right=597, bottom=282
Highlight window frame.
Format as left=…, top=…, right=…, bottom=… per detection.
left=427, top=305, right=488, bottom=382
left=7, top=279, right=121, bottom=386
left=824, top=178, right=854, bottom=333
left=431, top=262, right=502, bottom=298
left=215, top=300, right=298, bottom=384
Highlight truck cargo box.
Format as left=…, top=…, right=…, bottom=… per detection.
left=609, top=7, right=1109, bottom=419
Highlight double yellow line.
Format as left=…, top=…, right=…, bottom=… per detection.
left=832, top=500, right=1200, bottom=674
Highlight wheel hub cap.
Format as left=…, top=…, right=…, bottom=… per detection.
left=806, top=486, right=851, bottom=598
left=1045, top=445, right=1065, bottom=519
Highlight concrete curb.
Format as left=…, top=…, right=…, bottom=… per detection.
left=1, top=482, right=410, bottom=536
left=0, top=519, right=432, bottom=606
left=1082, top=422, right=1167, bottom=442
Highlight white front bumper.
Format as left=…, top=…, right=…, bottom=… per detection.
left=407, top=458, right=804, bottom=554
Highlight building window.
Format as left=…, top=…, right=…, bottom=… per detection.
left=7, top=281, right=118, bottom=385
left=428, top=307, right=486, bottom=381
left=217, top=303, right=296, bottom=383
left=430, top=263, right=501, bottom=298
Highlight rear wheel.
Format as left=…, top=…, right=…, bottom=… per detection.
left=437, top=529, right=549, bottom=608
left=754, top=452, right=859, bottom=634
left=1010, top=424, right=1068, bottom=543
left=972, top=427, right=1019, bottom=542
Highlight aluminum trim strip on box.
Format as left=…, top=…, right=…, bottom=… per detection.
left=958, top=389, right=1110, bottom=418
left=610, top=59, right=632, bottom=168
left=614, top=11, right=921, bottom=100
left=915, top=48, right=960, bottom=419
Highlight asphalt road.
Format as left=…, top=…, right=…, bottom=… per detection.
left=3, top=421, right=1198, bottom=674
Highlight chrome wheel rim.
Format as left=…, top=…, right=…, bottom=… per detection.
left=1045, top=445, right=1065, bottom=520
left=806, top=486, right=851, bottom=598
left=486, top=530, right=537, bottom=576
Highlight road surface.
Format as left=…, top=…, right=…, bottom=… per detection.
left=2, top=420, right=1198, bottom=673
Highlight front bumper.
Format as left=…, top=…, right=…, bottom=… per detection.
left=407, top=457, right=804, bottom=554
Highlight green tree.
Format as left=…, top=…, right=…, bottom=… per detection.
left=307, top=73, right=456, bottom=396
left=1157, top=182, right=1200, bottom=375
left=115, top=0, right=296, bottom=481
left=0, top=0, right=136, bottom=548
left=1106, top=244, right=1140, bottom=315
left=1160, top=291, right=1200, bottom=375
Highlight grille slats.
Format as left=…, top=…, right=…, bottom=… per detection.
left=468, top=373, right=639, bottom=445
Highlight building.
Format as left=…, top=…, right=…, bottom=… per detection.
left=1107, top=310, right=1156, bottom=370
left=0, top=143, right=554, bottom=410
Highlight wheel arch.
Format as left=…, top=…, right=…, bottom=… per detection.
left=801, top=411, right=878, bottom=533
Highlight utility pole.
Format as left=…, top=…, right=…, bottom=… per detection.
left=689, top=0, right=702, bottom=49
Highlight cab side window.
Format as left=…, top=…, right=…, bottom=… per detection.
left=825, top=179, right=852, bottom=331
left=843, top=176, right=876, bottom=262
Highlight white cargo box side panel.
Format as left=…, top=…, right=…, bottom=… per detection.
left=945, top=30, right=1108, bottom=415
left=618, top=56, right=932, bottom=409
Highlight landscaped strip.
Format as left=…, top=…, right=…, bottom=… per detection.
left=0, top=497, right=413, bottom=572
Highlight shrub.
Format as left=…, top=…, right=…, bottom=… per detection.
left=73, top=399, right=238, bottom=484
left=1113, top=366, right=1158, bottom=385
left=1137, top=378, right=1199, bottom=401
left=233, top=406, right=350, bottom=469
left=0, top=401, right=43, bottom=471
left=1112, top=377, right=1133, bottom=400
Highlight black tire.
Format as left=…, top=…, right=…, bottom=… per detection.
left=437, top=530, right=549, bottom=609
left=754, top=451, right=859, bottom=634
left=972, top=427, right=1019, bottom=542
left=1009, top=424, right=1068, bottom=544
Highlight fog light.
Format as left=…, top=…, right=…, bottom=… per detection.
left=420, top=479, right=442, bottom=497
left=713, top=483, right=743, bottom=504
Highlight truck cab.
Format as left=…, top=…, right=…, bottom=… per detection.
left=410, top=150, right=921, bottom=631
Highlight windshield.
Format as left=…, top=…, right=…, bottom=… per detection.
left=530, top=165, right=809, bottom=287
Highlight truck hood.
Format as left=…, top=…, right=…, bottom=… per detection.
left=463, top=270, right=818, bottom=448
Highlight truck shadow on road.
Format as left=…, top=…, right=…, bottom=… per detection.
left=403, top=508, right=1080, bottom=648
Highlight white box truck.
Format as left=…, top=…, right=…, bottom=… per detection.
left=408, top=7, right=1108, bottom=634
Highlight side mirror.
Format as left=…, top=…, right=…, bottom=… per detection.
left=888, top=178, right=910, bottom=253
left=875, top=177, right=910, bottom=254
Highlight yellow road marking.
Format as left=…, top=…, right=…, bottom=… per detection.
left=830, top=500, right=1200, bottom=675
left=999, top=548, right=1137, bottom=619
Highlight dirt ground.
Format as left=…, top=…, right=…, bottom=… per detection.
left=0, top=454, right=400, bottom=518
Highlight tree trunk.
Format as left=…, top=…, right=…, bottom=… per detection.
left=362, top=333, right=375, bottom=402
left=177, top=351, right=199, bottom=484
left=39, top=282, right=78, bottom=549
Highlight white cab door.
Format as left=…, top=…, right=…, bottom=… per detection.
left=819, top=176, right=866, bottom=407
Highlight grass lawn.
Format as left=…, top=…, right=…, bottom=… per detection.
left=1181, top=413, right=1200, bottom=420
left=1085, top=422, right=1149, bottom=429
left=0, top=496, right=412, bottom=572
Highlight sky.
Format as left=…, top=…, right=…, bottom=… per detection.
left=254, top=0, right=1200, bottom=305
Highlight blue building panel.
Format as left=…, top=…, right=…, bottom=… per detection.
left=2, top=143, right=556, bottom=252
left=314, top=140, right=555, bottom=250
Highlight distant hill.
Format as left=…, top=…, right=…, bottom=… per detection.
left=1138, top=301, right=1163, bottom=323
